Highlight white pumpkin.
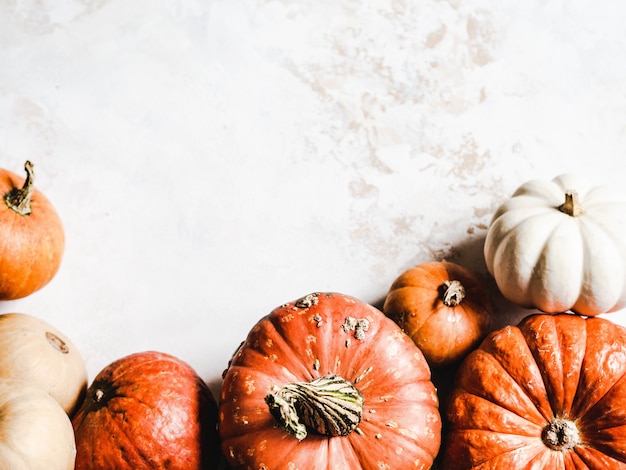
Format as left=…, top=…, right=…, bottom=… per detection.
left=0, top=379, right=76, bottom=469
left=0, top=313, right=87, bottom=415
left=484, top=174, right=626, bottom=315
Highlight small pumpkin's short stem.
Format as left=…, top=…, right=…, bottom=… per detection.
left=4, top=160, right=35, bottom=216
left=542, top=418, right=581, bottom=451
left=442, top=280, right=465, bottom=307
left=558, top=190, right=584, bottom=217
left=265, top=374, right=364, bottom=441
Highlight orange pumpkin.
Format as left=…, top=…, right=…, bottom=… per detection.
left=72, top=351, right=220, bottom=470
left=383, top=261, right=493, bottom=367
left=0, top=161, right=64, bottom=299
left=219, top=292, right=441, bottom=469
left=445, top=313, right=626, bottom=468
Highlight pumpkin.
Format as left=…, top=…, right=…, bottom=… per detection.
left=0, top=160, right=65, bottom=300
left=219, top=292, right=441, bottom=469
left=383, top=261, right=493, bottom=367
left=72, top=351, right=221, bottom=470
left=0, top=312, right=87, bottom=415
left=484, top=173, right=626, bottom=315
left=0, top=378, right=76, bottom=469
left=444, top=313, right=626, bottom=469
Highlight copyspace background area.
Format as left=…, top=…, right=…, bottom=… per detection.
left=1, top=0, right=626, bottom=467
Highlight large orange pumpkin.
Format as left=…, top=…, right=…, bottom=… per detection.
left=0, top=161, right=64, bottom=299
left=383, top=261, right=493, bottom=367
left=219, top=292, right=442, bottom=469
left=444, top=313, right=626, bottom=469
left=72, top=351, right=220, bottom=470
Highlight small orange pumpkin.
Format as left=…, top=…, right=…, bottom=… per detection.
left=0, top=161, right=64, bottom=300
left=383, top=261, right=493, bottom=367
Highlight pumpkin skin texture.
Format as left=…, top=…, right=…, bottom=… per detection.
left=0, top=161, right=65, bottom=300
left=444, top=313, right=626, bottom=469
left=0, top=379, right=76, bottom=470
left=72, top=351, right=220, bottom=470
left=219, top=292, right=442, bottom=470
left=484, top=174, right=626, bottom=315
left=0, top=312, right=87, bottom=416
left=383, top=261, right=493, bottom=368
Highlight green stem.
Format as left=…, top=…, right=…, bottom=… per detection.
left=4, top=161, right=35, bottom=216
left=265, top=374, right=364, bottom=441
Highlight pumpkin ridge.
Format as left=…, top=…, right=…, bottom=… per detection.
left=490, top=211, right=564, bottom=306
left=104, top=403, right=156, bottom=468
left=573, top=362, right=626, bottom=422
left=447, top=390, right=545, bottom=437
left=446, top=428, right=546, bottom=468
left=569, top=319, right=626, bottom=419
left=529, top=220, right=586, bottom=312
left=573, top=216, right=626, bottom=313
left=479, top=337, right=554, bottom=424
left=572, top=441, right=626, bottom=468
left=519, top=315, right=586, bottom=418
left=577, top=374, right=626, bottom=434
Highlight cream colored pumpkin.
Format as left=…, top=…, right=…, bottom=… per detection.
left=484, top=174, right=626, bottom=316
left=0, top=313, right=87, bottom=415
left=0, top=379, right=76, bottom=469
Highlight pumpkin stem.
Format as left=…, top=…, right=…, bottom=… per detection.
left=558, top=190, right=584, bottom=217
left=542, top=418, right=581, bottom=451
left=4, top=160, right=35, bottom=216
left=441, top=280, right=466, bottom=307
left=265, top=374, right=364, bottom=441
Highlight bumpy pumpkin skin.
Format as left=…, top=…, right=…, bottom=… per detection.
left=0, top=161, right=65, bottom=300
left=220, top=292, right=441, bottom=470
left=0, top=313, right=87, bottom=416
left=484, top=174, right=626, bottom=316
left=383, top=261, right=493, bottom=367
left=445, top=313, right=626, bottom=469
left=72, top=351, right=220, bottom=470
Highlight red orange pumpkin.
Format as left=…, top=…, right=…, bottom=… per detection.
left=219, top=292, right=441, bottom=469
left=445, top=313, right=626, bottom=468
left=72, top=351, right=220, bottom=470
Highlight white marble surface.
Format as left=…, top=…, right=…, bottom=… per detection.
left=2, top=0, right=626, bottom=466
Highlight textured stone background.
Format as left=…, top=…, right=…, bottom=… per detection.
left=2, top=0, right=626, bottom=467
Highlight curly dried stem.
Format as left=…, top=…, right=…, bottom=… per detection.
left=265, top=374, right=363, bottom=441
left=441, top=280, right=466, bottom=307
left=4, top=161, right=35, bottom=216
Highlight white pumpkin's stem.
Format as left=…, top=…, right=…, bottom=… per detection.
left=4, top=161, right=34, bottom=216
left=265, top=374, right=364, bottom=441
left=542, top=418, right=581, bottom=451
left=442, top=280, right=465, bottom=307
left=558, top=190, right=584, bottom=217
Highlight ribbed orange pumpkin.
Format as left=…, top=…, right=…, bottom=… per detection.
left=445, top=313, right=626, bottom=469
left=0, top=161, right=64, bottom=299
left=383, top=261, right=493, bottom=367
left=219, top=292, right=442, bottom=469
